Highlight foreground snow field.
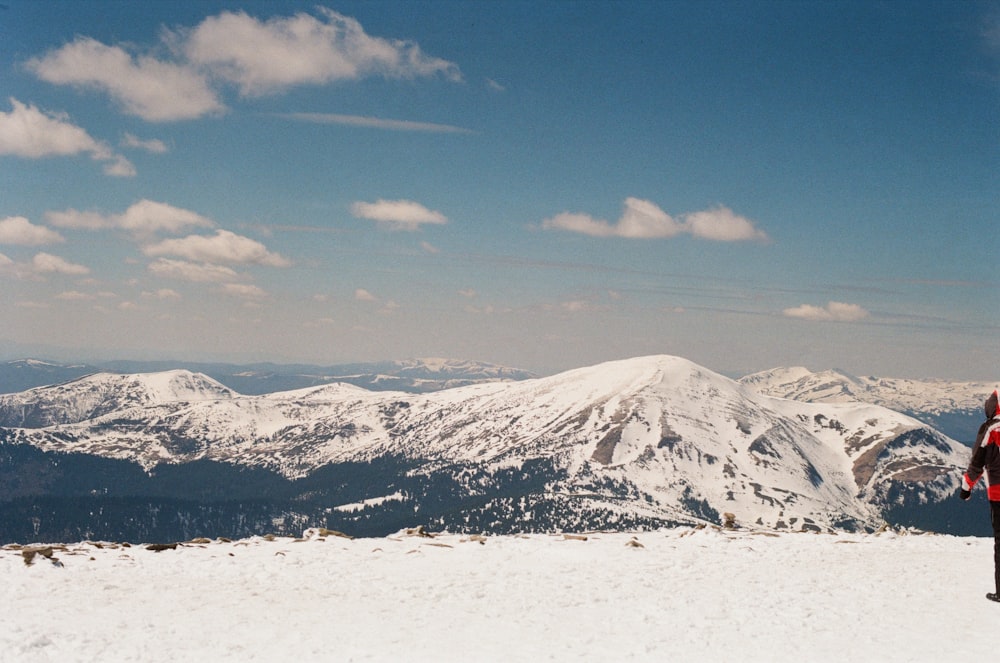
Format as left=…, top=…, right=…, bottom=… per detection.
left=1, top=527, right=994, bottom=662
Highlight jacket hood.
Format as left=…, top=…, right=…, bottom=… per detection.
left=987, top=390, right=1000, bottom=419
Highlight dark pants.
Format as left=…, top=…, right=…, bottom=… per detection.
left=991, top=501, right=1000, bottom=593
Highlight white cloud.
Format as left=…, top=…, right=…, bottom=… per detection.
left=279, top=113, right=472, bottom=134
left=350, top=199, right=447, bottom=231
left=55, top=290, right=95, bottom=301
left=0, top=98, right=134, bottom=176
left=542, top=197, right=768, bottom=242
left=560, top=300, right=592, bottom=313
left=147, top=258, right=240, bottom=283
left=179, top=8, right=462, bottom=96
left=355, top=288, right=377, bottom=302
left=684, top=206, right=769, bottom=242
left=27, top=38, right=224, bottom=122
left=221, top=283, right=268, bottom=299
left=0, top=216, right=64, bottom=245
left=142, top=288, right=182, bottom=300
left=542, top=198, right=682, bottom=238
left=143, top=229, right=289, bottom=267
left=122, top=133, right=169, bottom=154
left=26, top=9, right=461, bottom=125
left=32, top=252, right=90, bottom=276
left=102, top=155, right=137, bottom=177
left=47, top=200, right=214, bottom=235
left=783, top=301, right=870, bottom=322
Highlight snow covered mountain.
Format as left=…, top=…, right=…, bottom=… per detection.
left=0, top=370, right=236, bottom=428
left=0, top=355, right=972, bottom=542
left=740, top=366, right=995, bottom=443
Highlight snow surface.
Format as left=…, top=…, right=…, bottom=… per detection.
left=2, top=526, right=995, bottom=662
left=741, top=366, right=997, bottom=415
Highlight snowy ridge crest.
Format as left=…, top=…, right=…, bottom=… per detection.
left=740, top=366, right=996, bottom=415
left=0, top=370, right=235, bottom=427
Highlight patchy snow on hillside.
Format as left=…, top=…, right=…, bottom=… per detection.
left=2, top=526, right=995, bottom=662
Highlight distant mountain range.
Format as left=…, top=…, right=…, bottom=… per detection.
left=0, top=355, right=980, bottom=543
left=0, top=357, right=538, bottom=396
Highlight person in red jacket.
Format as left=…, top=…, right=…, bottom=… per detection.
left=960, top=389, right=1000, bottom=602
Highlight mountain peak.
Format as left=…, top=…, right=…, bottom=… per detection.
left=0, top=369, right=236, bottom=428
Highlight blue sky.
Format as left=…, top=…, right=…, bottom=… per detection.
left=1, top=1, right=998, bottom=379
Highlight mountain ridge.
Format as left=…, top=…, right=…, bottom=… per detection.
left=0, top=354, right=972, bottom=540
left=740, top=366, right=995, bottom=442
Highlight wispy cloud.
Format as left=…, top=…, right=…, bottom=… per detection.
left=142, top=288, right=182, bottom=300
left=542, top=197, right=768, bottom=242
left=220, top=283, right=268, bottom=300
left=278, top=112, right=473, bottom=134
left=0, top=98, right=134, bottom=176
left=147, top=258, right=240, bottom=283
left=121, top=132, right=168, bottom=154
left=351, top=199, right=447, bottom=231
left=0, top=216, right=64, bottom=246
left=783, top=301, right=870, bottom=322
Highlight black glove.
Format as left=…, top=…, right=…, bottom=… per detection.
left=960, top=488, right=972, bottom=501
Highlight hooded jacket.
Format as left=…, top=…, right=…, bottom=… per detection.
left=963, top=390, right=1000, bottom=501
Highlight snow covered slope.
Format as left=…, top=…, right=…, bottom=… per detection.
left=2, top=528, right=994, bottom=663
left=0, top=356, right=969, bottom=536
left=740, top=366, right=995, bottom=414
left=740, top=366, right=996, bottom=443
left=0, top=370, right=236, bottom=427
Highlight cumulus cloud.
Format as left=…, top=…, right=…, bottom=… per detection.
left=0, top=216, right=64, bottom=245
left=355, top=288, right=377, bottom=302
left=350, top=199, right=447, bottom=231
left=147, top=258, right=240, bottom=283
left=783, top=301, right=870, bottom=322
left=0, top=98, right=134, bottom=176
left=47, top=199, right=214, bottom=235
left=683, top=206, right=770, bottom=242
left=26, top=38, right=224, bottom=122
left=179, top=8, right=462, bottom=96
left=142, top=229, right=289, bottom=267
left=26, top=9, right=460, bottom=122
left=542, top=197, right=768, bottom=242
left=32, top=252, right=89, bottom=275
